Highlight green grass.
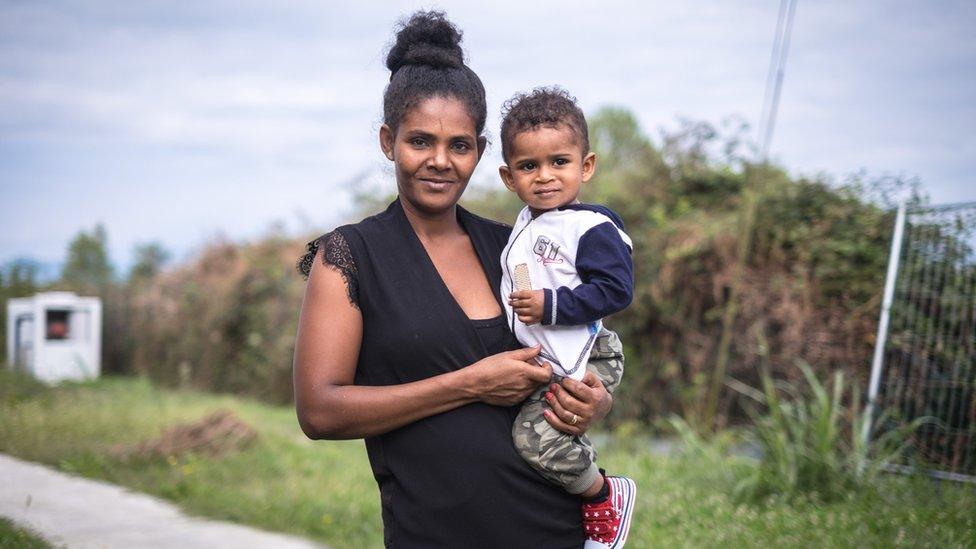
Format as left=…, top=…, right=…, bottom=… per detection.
left=0, top=517, right=52, bottom=549
left=1, top=371, right=973, bottom=548
left=0, top=371, right=381, bottom=547
left=602, top=440, right=975, bottom=547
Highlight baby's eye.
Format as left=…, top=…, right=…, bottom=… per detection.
left=554, top=158, right=570, bottom=166
left=520, top=162, right=537, bottom=171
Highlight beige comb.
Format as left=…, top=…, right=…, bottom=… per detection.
left=514, top=263, right=532, bottom=291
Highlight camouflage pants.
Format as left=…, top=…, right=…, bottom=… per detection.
left=512, top=327, right=624, bottom=494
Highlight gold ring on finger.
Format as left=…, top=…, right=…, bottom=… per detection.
left=570, top=414, right=579, bottom=425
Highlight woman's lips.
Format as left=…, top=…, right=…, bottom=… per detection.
left=419, top=178, right=456, bottom=191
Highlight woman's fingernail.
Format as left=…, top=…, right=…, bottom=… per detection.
left=543, top=409, right=550, bottom=417
left=545, top=392, right=553, bottom=400
left=549, top=384, right=557, bottom=392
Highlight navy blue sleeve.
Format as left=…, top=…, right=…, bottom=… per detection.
left=541, top=222, right=633, bottom=325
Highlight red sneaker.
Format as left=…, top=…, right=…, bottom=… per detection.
left=581, top=476, right=636, bottom=548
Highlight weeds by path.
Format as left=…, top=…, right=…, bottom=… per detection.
left=0, top=517, right=52, bottom=549
left=112, top=409, right=258, bottom=459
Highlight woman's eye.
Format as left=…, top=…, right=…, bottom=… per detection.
left=410, top=138, right=428, bottom=147
left=451, top=142, right=470, bottom=153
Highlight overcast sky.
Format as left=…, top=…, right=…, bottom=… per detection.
left=1, top=1, right=974, bottom=272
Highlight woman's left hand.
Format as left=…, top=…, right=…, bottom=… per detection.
left=543, top=370, right=612, bottom=436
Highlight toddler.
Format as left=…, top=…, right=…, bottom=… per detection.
left=499, top=87, right=636, bottom=548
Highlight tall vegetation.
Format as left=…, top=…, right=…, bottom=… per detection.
left=125, top=233, right=305, bottom=403
left=670, top=359, right=933, bottom=502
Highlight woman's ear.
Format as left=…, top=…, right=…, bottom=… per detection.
left=499, top=165, right=517, bottom=193
left=379, top=124, right=395, bottom=161
left=581, top=152, right=597, bottom=182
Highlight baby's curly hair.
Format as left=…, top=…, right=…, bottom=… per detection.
left=500, top=86, right=589, bottom=162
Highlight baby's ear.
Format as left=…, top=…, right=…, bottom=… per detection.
left=581, top=152, right=597, bottom=182
left=499, top=165, right=517, bottom=192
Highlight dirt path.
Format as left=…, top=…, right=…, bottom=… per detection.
left=0, top=453, right=326, bottom=548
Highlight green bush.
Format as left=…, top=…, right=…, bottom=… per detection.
left=126, top=234, right=308, bottom=403
left=743, top=361, right=929, bottom=501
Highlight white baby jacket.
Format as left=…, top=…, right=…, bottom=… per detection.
left=500, top=204, right=633, bottom=380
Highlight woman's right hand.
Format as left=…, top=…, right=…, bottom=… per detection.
left=465, top=345, right=552, bottom=406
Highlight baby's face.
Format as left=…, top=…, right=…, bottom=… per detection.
left=500, top=124, right=595, bottom=214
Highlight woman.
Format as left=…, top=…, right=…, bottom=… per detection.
left=294, top=11, right=619, bottom=547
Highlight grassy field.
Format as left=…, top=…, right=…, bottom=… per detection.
left=1, top=372, right=973, bottom=548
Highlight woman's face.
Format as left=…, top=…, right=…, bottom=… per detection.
left=380, top=96, right=485, bottom=217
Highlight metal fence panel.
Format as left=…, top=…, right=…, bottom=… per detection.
left=869, top=201, right=976, bottom=482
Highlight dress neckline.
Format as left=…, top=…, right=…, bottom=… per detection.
left=394, top=198, right=505, bottom=323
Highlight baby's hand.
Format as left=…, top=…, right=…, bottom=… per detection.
left=509, top=290, right=545, bottom=325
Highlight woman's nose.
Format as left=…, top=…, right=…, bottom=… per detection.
left=427, top=146, right=450, bottom=170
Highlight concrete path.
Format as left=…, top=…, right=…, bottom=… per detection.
left=0, top=453, right=326, bottom=549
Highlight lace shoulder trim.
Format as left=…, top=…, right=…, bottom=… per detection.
left=296, top=230, right=359, bottom=308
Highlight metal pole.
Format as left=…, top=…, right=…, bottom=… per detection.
left=862, top=202, right=908, bottom=447
left=701, top=0, right=798, bottom=429
left=760, top=0, right=798, bottom=161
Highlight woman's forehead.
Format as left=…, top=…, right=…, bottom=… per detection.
left=400, top=96, right=477, bottom=136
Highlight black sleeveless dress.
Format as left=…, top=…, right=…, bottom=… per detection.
left=304, top=199, right=583, bottom=548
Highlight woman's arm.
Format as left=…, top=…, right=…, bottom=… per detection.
left=293, top=248, right=552, bottom=440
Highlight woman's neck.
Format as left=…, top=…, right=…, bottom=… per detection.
left=400, top=199, right=464, bottom=241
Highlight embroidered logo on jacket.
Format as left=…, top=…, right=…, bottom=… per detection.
left=533, top=235, right=564, bottom=265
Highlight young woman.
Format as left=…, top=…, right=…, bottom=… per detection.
left=293, top=11, right=620, bottom=547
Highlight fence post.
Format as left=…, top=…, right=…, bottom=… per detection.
left=862, top=202, right=907, bottom=448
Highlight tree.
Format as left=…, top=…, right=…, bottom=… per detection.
left=1, top=259, right=42, bottom=297
left=0, top=259, right=43, bottom=365
left=128, top=242, right=171, bottom=286
left=61, top=224, right=114, bottom=295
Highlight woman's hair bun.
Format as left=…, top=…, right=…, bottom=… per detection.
left=386, top=11, right=465, bottom=75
